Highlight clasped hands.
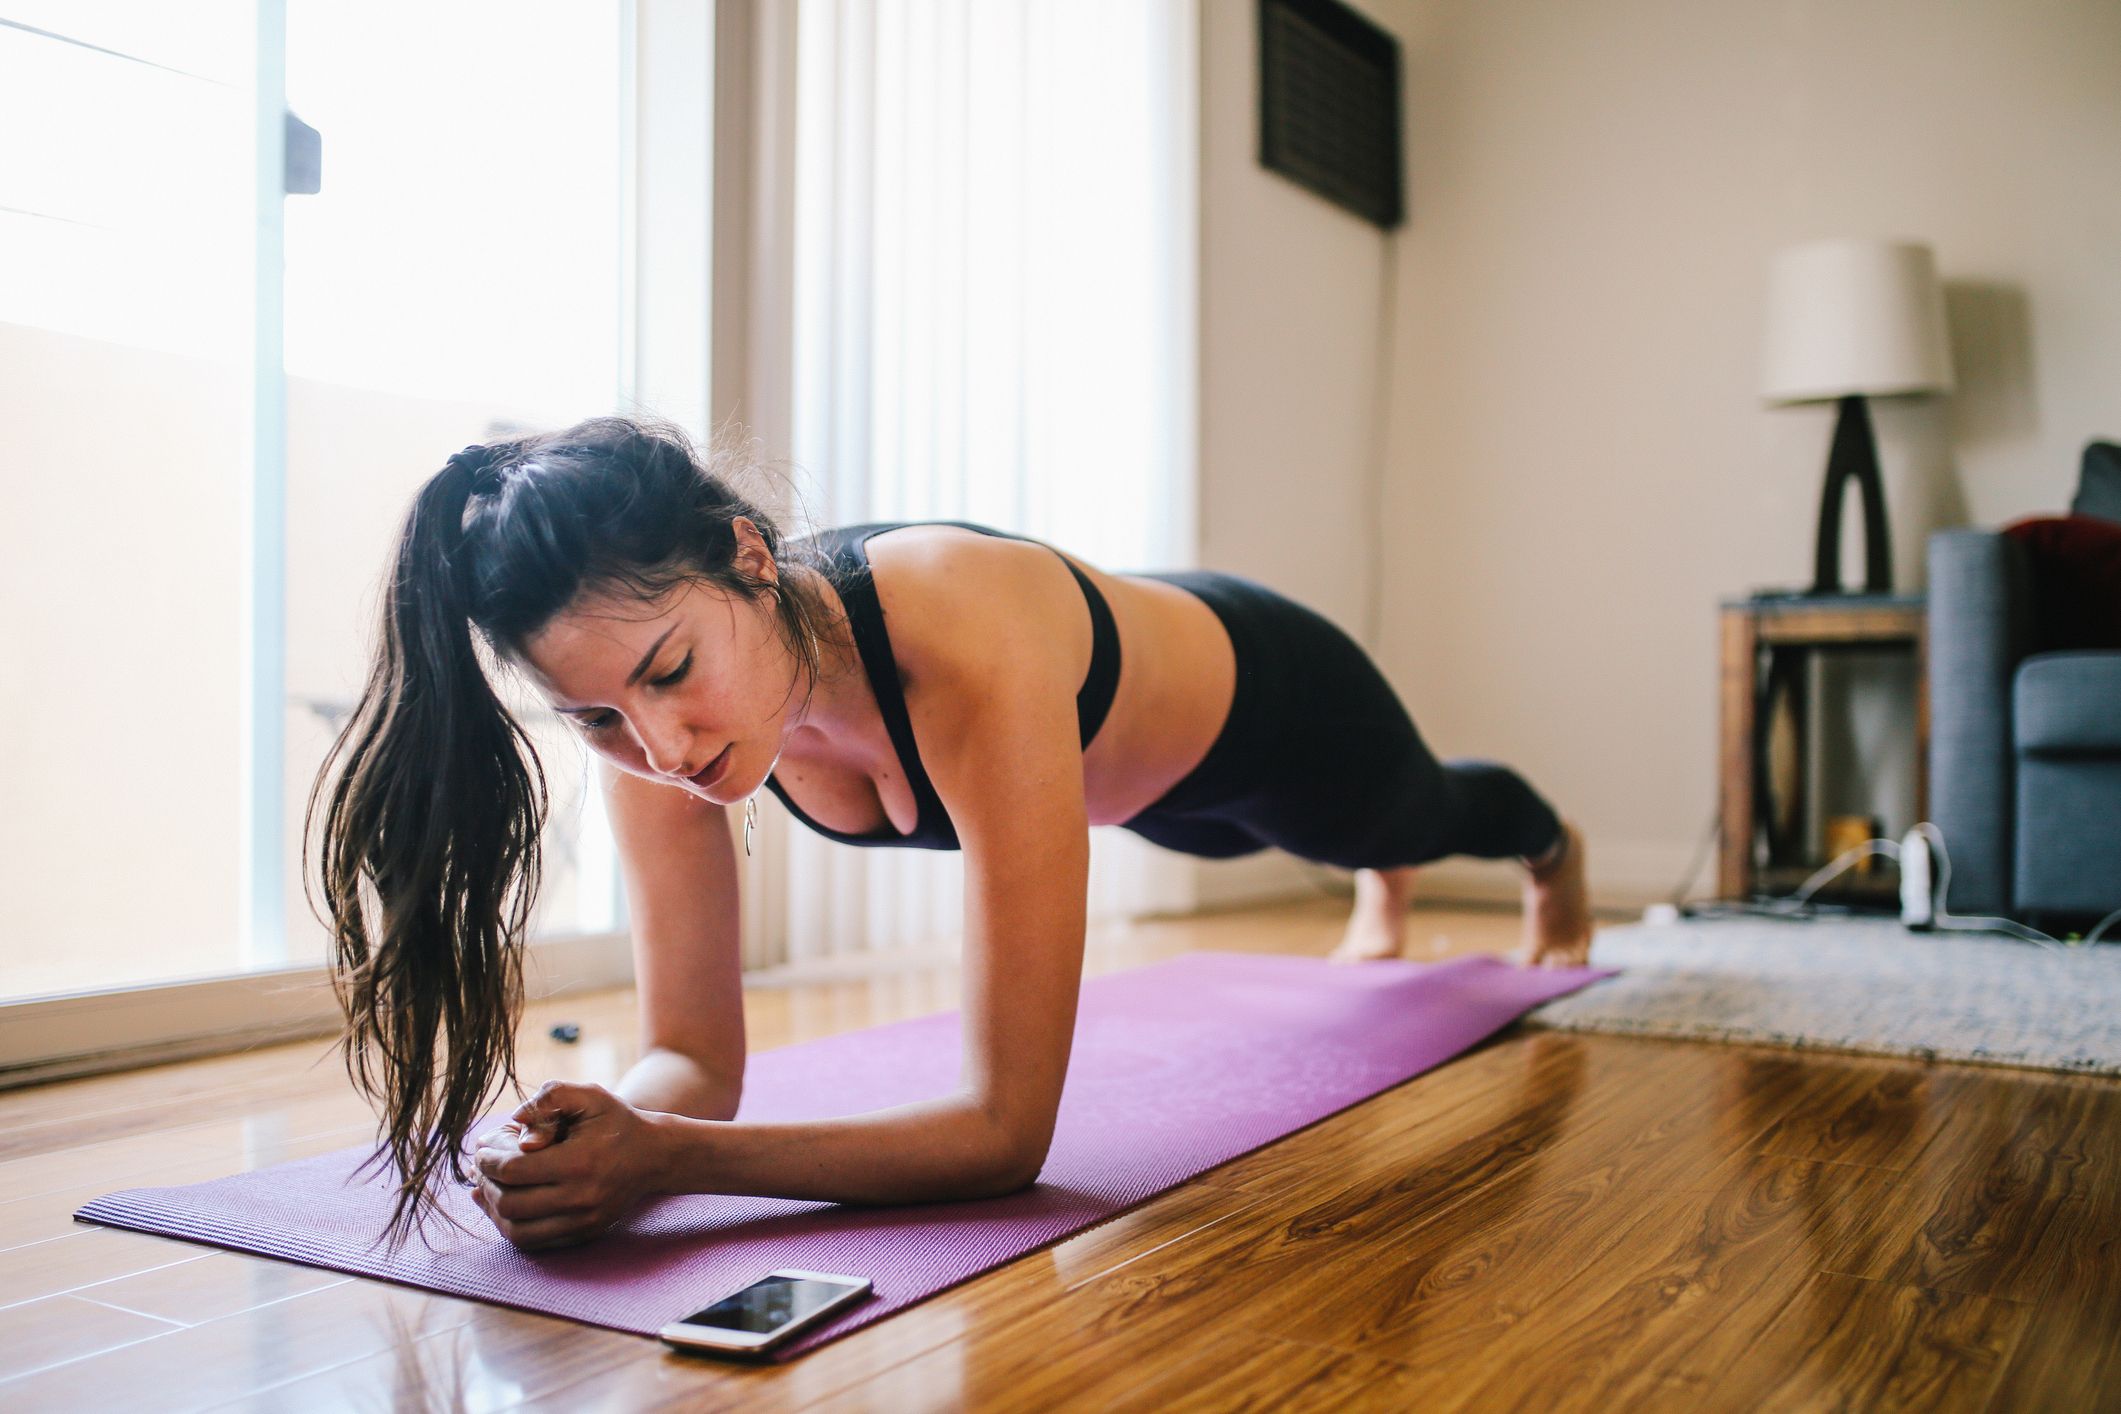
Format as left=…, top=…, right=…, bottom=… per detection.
left=469, top=1080, right=664, bottom=1251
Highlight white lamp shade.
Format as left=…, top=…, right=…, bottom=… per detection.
left=1760, top=238, right=1955, bottom=403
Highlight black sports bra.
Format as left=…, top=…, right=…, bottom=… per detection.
left=761, top=521, right=1121, bottom=850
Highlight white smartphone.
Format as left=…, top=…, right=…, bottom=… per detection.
left=658, top=1270, right=874, bottom=1356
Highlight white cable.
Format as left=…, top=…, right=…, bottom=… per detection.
left=1910, top=822, right=2061, bottom=948
left=1921, top=823, right=2066, bottom=946
left=1909, top=821, right=2106, bottom=952
left=1787, top=838, right=1901, bottom=909
left=1745, top=822, right=2116, bottom=952
left=1728, top=836, right=1897, bottom=919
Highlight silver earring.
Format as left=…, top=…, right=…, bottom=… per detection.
left=743, top=795, right=758, bottom=856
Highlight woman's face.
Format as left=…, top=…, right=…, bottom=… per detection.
left=518, top=542, right=799, bottom=804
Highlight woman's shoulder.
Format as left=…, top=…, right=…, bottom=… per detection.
left=860, top=523, right=1090, bottom=683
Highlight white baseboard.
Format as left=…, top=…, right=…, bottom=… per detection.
left=1169, top=838, right=1699, bottom=918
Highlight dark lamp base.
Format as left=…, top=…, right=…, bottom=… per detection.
left=1813, top=394, right=1893, bottom=595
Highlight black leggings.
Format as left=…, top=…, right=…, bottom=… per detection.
left=1118, top=570, right=1563, bottom=871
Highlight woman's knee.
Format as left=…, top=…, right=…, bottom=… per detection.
left=1435, top=759, right=1561, bottom=859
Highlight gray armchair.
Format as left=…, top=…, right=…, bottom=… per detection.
left=1928, top=447, right=2121, bottom=927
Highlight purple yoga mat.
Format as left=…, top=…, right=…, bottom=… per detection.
left=75, top=951, right=1605, bottom=1358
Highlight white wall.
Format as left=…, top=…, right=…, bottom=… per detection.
left=1377, top=0, right=2121, bottom=905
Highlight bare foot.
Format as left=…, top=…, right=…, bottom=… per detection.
left=1510, top=820, right=1594, bottom=968
left=1330, top=865, right=1417, bottom=963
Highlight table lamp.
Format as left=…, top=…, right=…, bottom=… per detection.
left=1760, top=238, right=1955, bottom=595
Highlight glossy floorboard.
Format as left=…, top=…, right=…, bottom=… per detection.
left=3, top=900, right=2116, bottom=1411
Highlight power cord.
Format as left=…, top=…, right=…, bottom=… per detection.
left=1668, top=820, right=2120, bottom=950
left=1901, top=821, right=2120, bottom=950
left=1660, top=808, right=1876, bottom=923
left=1666, top=807, right=1722, bottom=908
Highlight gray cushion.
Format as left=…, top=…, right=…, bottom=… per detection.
left=2016, top=757, right=2121, bottom=915
left=2075, top=441, right=2121, bottom=524
left=2015, top=652, right=2121, bottom=754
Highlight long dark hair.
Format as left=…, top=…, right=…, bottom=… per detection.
left=304, top=414, right=840, bottom=1252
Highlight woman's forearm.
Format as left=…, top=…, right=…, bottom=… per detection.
left=644, top=1093, right=1042, bottom=1206
left=613, top=1046, right=741, bottom=1123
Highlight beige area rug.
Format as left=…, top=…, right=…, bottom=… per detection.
left=1525, top=917, right=2121, bottom=1075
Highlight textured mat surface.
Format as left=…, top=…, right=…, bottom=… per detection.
left=75, top=951, right=1603, bottom=1358
left=1529, top=918, right=2121, bottom=1074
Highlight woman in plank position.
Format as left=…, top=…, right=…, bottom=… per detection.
left=310, top=415, right=1592, bottom=1252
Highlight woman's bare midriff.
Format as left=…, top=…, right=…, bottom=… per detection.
left=1079, top=568, right=1237, bottom=824
left=766, top=528, right=1237, bottom=838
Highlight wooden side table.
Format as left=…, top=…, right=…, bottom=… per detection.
left=1718, top=594, right=1928, bottom=903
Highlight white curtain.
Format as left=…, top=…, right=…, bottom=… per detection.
left=751, top=0, right=1199, bottom=964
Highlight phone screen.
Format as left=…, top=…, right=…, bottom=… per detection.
left=677, top=1275, right=857, bottom=1335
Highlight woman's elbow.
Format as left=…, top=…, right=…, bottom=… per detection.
left=676, top=1079, right=741, bottom=1124
left=973, top=1129, right=1052, bottom=1198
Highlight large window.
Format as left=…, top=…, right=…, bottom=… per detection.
left=0, top=2, right=632, bottom=1006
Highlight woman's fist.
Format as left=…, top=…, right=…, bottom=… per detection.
left=469, top=1080, right=661, bottom=1250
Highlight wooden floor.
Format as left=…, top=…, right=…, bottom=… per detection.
left=3, top=899, right=2118, bottom=1412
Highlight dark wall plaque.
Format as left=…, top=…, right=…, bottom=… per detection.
left=1258, top=0, right=1405, bottom=230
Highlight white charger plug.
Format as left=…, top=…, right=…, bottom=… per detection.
left=1900, top=827, right=1935, bottom=930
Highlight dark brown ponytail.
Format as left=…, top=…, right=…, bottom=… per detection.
left=306, top=446, right=549, bottom=1252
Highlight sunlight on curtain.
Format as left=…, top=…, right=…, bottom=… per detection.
left=774, top=0, right=1198, bottom=961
